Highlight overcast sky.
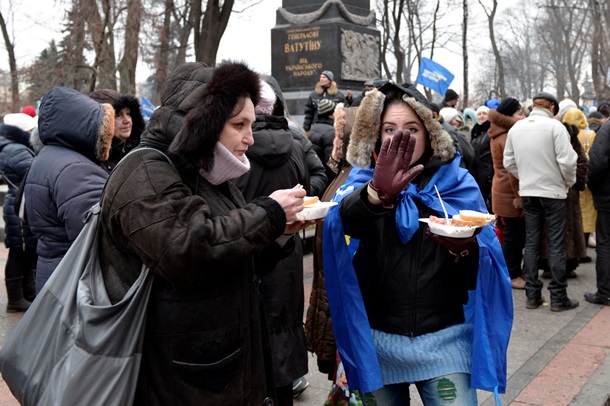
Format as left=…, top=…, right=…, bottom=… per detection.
left=1, top=0, right=499, bottom=94
left=1, top=0, right=282, bottom=81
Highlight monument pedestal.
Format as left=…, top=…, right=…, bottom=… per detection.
left=271, top=0, right=381, bottom=119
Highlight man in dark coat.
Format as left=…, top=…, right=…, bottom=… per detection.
left=585, top=119, right=610, bottom=306
left=24, top=87, right=115, bottom=292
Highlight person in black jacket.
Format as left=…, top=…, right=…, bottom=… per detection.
left=264, top=75, right=327, bottom=198
left=326, top=82, right=511, bottom=403
left=89, top=89, right=145, bottom=172
left=470, top=105, right=493, bottom=213
left=584, top=119, right=610, bottom=306
left=234, top=78, right=311, bottom=405
left=308, top=99, right=337, bottom=189
left=0, top=114, right=37, bottom=312
left=302, top=71, right=349, bottom=135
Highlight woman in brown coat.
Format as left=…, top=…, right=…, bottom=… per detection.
left=99, top=62, right=313, bottom=405
left=488, top=98, right=527, bottom=289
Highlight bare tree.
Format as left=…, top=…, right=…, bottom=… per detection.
left=589, top=0, right=607, bottom=100
left=118, top=0, right=142, bottom=94
left=193, top=0, right=235, bottom=66
left=85, top=0, right=119, bottom=91
left=478, top=0, right=505, bottom=98
left=0, top=11, right=19, bottom=111
left=462, top=0, right=469, bottom=106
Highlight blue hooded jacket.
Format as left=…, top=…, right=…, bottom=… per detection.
left=24, top=87, right=114, bottom=292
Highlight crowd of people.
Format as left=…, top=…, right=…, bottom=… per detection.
left=0, top=62, right=608, bottom=405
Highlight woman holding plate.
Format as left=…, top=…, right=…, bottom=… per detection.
left=323, top=82, right=513, bottom=405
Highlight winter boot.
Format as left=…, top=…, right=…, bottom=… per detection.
left=22, top=270, right=37, bottom=303
left=5, top=277, right=31, bottom=313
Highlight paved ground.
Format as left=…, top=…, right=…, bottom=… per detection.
left=0, top=235, right=608, bottom=405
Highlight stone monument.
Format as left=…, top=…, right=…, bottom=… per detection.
left=271, top=0, right=381, bottom=118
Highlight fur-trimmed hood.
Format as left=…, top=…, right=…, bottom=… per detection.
left=89, top=89, right=146, bottom=150
left=332, top=103, right=358, bottom=162
left=487, top=109, right=521, bottom=139
left=38, top=87, right=114, bottom=162
left=315, top=80, right=339, bottom=96
left=346, top=83, right=455, bottom=168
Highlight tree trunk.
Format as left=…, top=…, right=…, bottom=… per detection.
left=118, top=0, right=142, bottom=94
left=485, top=0, right=505, bottom=98
left=462, top=0, right=469, bottom=107
left=86, top=0, right=116, bottom=92
left=155, top=0, right=173, bottom=104
left=0, top=12, right=19, bottom=111
left=193, top=0, right=234, bottom=66
left=590, top=0, right=604, bottom=100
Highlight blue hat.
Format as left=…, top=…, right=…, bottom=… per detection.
left=485, top=98, right=500, bottom=109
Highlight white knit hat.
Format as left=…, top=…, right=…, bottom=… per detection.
left=3, top=113, right=37, bottom=132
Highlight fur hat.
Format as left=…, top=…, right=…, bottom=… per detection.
left=169, top=61, right=260, bottom=172
left=321, top=70, right=334, bottom=81
left=20, top=105, right=37, bottom=118
left=3, top=113, right=37, bottom=132
left=588, top=111, right=603, bottom=120
left=496, top=98, right=522, bottom=116
left=533, top=92, right=560, bottom=115
left=443, top=89, right=459, bottom=103
left=318, top=99, right=336, bottom=116
left=346, top=82, right=455, bottom=168
left=255, top=80, right=276, bottom=115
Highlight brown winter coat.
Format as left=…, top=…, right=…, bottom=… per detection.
left=99, top=62, right=287, bottom=405
left=488, top=110, right=522, bottom=217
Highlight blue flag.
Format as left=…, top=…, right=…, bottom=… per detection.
left=416, top=57, right=455, bottom=96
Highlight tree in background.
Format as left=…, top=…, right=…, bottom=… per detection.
left=0, top=10, right=19, bottom=112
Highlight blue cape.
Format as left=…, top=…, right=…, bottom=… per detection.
left=323, top=155, right=513, bottom=397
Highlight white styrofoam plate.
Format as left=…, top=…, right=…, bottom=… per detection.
left=419, top=218, right=477, bottom=238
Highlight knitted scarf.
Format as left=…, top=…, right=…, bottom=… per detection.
left=200, top=142, right=250, bottom=185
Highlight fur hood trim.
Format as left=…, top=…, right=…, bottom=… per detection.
left=315, top=81, right=339, bottom=96
left=346, top=88, right=455, bottom=168
left=487, top=109, right=520, bottom=139
left=96, top=103, right=115, bottom=161
left=332, top=103, right=358, bottom=161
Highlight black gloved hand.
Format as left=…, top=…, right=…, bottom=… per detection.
left=369, top=131, right=424, bottom=208
left=425, top=228, right=481, bottom=263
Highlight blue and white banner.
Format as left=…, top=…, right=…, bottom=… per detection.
left=416, top=57, right=455, bottom=96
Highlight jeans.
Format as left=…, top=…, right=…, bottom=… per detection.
left=363, top=373, right=477, bottom=406
left=595, top=210, right=610, bottom=297
left=501, top=216, right=526, bottom=279
left=522, top=196, right=568, bottom=303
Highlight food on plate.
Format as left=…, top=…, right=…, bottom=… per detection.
left=455, top=210, right=495, bottom=226
left=428, top=211, right=493, bottom=228
left=304, top=196, right=320, bottom=206
left=429, top=215, right=450, bottom=225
